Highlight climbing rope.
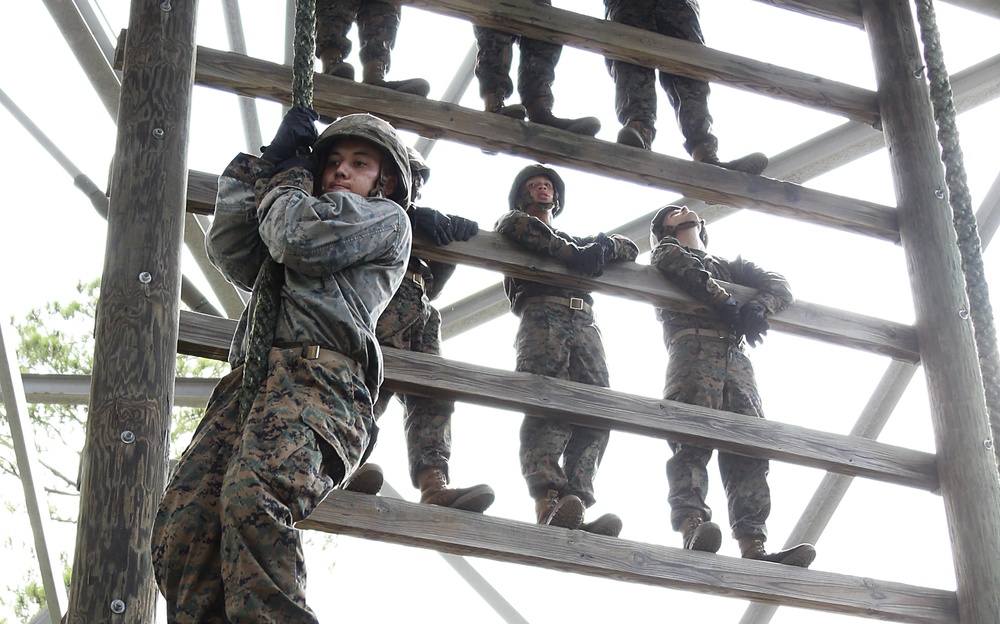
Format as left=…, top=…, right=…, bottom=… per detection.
left=238, top=0, right=316, bottom=425
left=914, top=0, right=1000, bottom=467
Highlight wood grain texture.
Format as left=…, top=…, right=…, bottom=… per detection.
left=68, top=1, right=198, bottom=622
left=299, top=492, right=958, bottom=624
left=190, top=46, right=899, bottom=242
left=177, top=311, right=937, bottom=492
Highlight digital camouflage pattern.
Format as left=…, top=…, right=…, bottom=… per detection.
left=153, top=145, right=409, bottom=621
left=316, top=0, right=399, bottom=69
left=207, top=151, right=411, bottom=398
left=372, top=275, right=456, bottom=487
left=497, top=209, right=638, bottom=506
left=473, top=0, right=561, bottom=108
left=152, top=349, right=373, bottom=623
left=603, top=0, right=716, bottom=154
left=495, top=210, right=639, bottom=316
left=650, top=233, right=793, bottom=540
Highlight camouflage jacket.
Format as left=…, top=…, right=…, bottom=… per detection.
left=649, top=236, right=793, bottom=336
left=207, top=153, right=411, bottom=395
left=495, top=210, right=639, bottom=316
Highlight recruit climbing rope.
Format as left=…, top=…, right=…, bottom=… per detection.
left=237, top=0, right=316, bottom=425
left=914, top=0, right=1000, bottom=467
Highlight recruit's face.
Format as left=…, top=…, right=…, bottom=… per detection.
left=321, top=138, right=397, bottom=198
left=524, top=175, right=555, bottom=204
left=662, top=205, right=701, bottom=229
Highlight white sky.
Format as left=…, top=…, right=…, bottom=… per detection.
left=1, top=1, right=999, bottom=623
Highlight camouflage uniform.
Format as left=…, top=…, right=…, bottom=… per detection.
left=316, top=0, right=399, bottom=70
left=649, top=222, right=793, bottom=541
left=152, top=152, right=411, bottom=623
left=372, top=253, right=459, bottom=487
left=473, top=0, right=561, bottom=111
left=496, top=209, right=638, bottom=506
left=603, top=0, right=716, bottom=154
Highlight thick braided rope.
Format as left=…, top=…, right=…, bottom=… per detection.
left=238, top=0, right=316, bottom=425
left=915, top=0, right=1000, bottom=465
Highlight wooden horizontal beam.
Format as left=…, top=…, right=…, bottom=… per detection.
left=299, top=492, right=957, bottom=623
left=177, top=311, right=937, bottom=492
left=750, top=0, right=863, bottom=28
left=192, top=46, right=900, bottom=242
left=404, top=0, right=880, bottom=125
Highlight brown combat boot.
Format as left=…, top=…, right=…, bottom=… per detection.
left=361, top=60, right=430, bottom=97
left=319, top=53, right=355, bottom=80
left=738, top=537, right=816, bottom=568
left=579, top=513, right=623, bottom=537
left=417, top=467, right=495, bottom=513
left=535, top=489, right=585, bottom=529
left=679, top=515, right=722, bottom=553
left=691, top=142, right=769, bottom=175
left=616, top=120, right=654, bottom=149
left=483, top=92, right=527, bottom=120
left=342, top=463, right=383, bottom=495
left=525, top=99, right=601, bottom=137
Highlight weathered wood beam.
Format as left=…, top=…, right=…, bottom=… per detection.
left=177, top=311, right=937, bottom=492
left=299, top=492, right=957, bottom=623
left=941, top=0, right=1000, bottom=20
left=863, top=0, right=1000, bottom=621
left=750, top=0, right=863, bottom=28
left=67, top=0, right=198, bottom=621
left=191, top=47, right=899, bottom=242
left=403, top=0, right=879, bottom=125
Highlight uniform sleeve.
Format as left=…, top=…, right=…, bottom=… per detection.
left=606, top=234, right=639, bottom=262
left=727, top=255, right=794, bottom=315
left=649, top=237, right=732, bottom=307
left=256, top=182, right=410, bottom=278
left=495, top=210, right=584, bottom=263
left=205, top=153, right=273, bottom=291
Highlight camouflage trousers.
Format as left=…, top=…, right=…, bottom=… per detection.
left=663, top=335, right=770, bottom=540
left=374, top=277, right=455, bottom=488
left=151, top=347, right=374, bottom=623
left=515, top=302, right=610, bottom=507
left=473, top=0, right=560, bottom=108
left=315, top=0, right=399, bottom=67
left=603, top=0, right=716, bottom=154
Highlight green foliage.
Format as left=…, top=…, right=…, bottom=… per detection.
left=0, top=279, right=227, bottom=621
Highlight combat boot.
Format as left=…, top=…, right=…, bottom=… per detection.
left=319, top=53, right=355, bottom=80
left=361, top=60, right=430, bottom=97
left=525, top=102, right=601, bottom=137
left=691, top=142, right=769, bottom=175
left=535, top=489, right=585, bottom=529
left=616, top=120, right=654, bottom=150
left=679, top=515, right=722, bottom=553
left=417, top=467, right=495, bottom=513
left=483, top=92, right=527, bottom=120
left=738, top=537, right=816, bottom=568
left=342, top=463, right=383, bottom=495
left=579, top=513, right=623, bottom=538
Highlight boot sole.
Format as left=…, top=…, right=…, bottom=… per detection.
left=547, top=496, right=585, bottom=529
left=580, top=514, right=623, bottom=537
left=448, top=486, right=496, bottom=513
left=686, top=522, right=723, bottom=553
left=342, top=464, right=383, bottom=495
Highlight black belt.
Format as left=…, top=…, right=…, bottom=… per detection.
left=521, top=295, right=593, bottom=316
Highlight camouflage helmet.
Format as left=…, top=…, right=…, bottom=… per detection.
left=508, top=164, right=566, bottom=217
left=406, top=146, right=431, bottom=205
left=649, top=205, right=709, bottom=248
left=312, top=113, right=411, bottom=205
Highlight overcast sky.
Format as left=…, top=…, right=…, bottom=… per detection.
left=2, top=1, right=999, bottom=622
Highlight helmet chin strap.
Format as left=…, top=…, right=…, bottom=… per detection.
left=665, top=218, right=705, bottom=236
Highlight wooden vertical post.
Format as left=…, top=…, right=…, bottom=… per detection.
left=66, top=0, right=198, bottom=621
left=861, top=1, right=1000, bottom=622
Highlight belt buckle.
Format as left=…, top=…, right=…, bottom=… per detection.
left=411, top=272, right=424, bottom=289
left=569, top=297, right=584, bottom=311
left=303, top=344, right=321, bottom=360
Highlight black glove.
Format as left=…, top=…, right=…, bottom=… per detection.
left=274, top=155, right=316, bottom=175
left=594, top=232, right=616, bottom=259
left=567, top=242, right=606, bottom=277
left=261, top=106, right=319, bottom=166
left=412, top=207, right=453, bottom=246
left=448, top=215, right=479, bottom=241
left=716, top=295, right=742, bottom=331
left=740, top=301, right=771, bottom=347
